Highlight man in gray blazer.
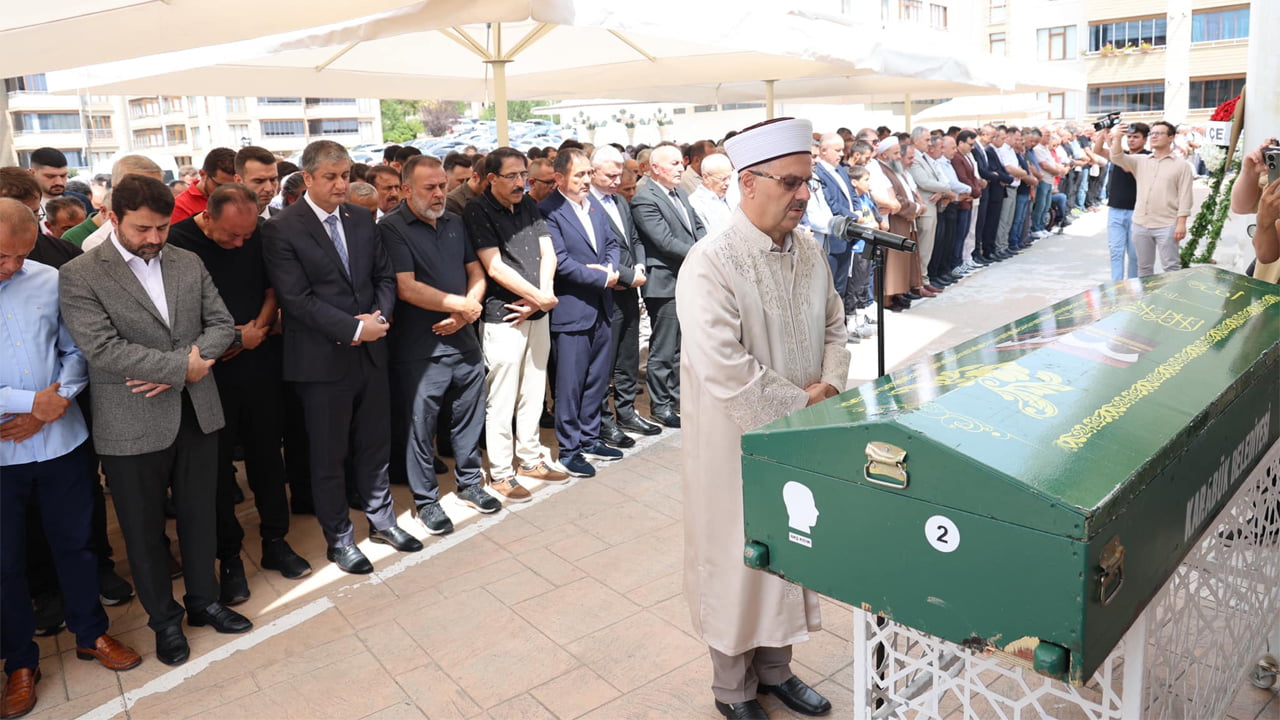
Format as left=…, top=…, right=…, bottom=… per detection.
left=60, top=175, right=249, bottom=668
left=631, top=143, right=705, bottom=429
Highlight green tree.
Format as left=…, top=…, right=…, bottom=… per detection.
left=421, top=101, right=461, bottom=137
left=381, top=99, right=423, bottom=143
left=478, top=100, right=547, bottom=123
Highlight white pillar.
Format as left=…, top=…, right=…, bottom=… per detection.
left=904, top=93, right=913, bottom=131
left=491, top=60, right=510, bottom=147
left=1243, top=0, right=1279, bottom=153
left=1163, top=0, right=1193, bottom=124
left=765, top=79, right=776, bottom=120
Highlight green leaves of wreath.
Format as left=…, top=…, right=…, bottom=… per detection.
left=1181, top=157, right=1240, bottom=268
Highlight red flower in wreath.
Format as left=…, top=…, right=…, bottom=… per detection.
left=1210, top=95, right=1239, bottom=122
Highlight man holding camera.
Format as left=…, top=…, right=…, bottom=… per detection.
left=1108, top=121, right=1193, bottom=277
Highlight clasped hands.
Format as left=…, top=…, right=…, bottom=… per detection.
left=503, top=289, right=558, bottom=326
left=125, top=345, right=212, bottom=398
left=0, top=382, right=71, bottom=443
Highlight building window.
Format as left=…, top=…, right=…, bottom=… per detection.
left=989, top=32, right=1007, bottom=55
left=1189, top=76, right=1245, bottom=109
left=174, top=156, right=192, bottom=168
left=1087, top=82, right=1164, bottom=114
left=90, top=115, right=113, bottom=139
left=1037, top=25, right=1078, bottom=61
left=160, top=96, right=184, bottom=114
left=988, top=0, right=1006, bottom=24
left=307, top=118, right=359, bottom=136
left=4, top=74, right=48, bottom=93
left=226, top=97, right=247, bottom=113
left=262, top=120, right=305, bottom=137
left=90, top=151, right=114, bottom=166
left=18, top=149, right=87, bottom=168
left=692, top=105, right=715, bottom=114
left=129, top=97, right=160, bottom=119
left=1191, top=7, right=1249, bottom=43
left=229, top=123, right=251, bottom=140
left=132, top=128, right=165, bottom=148
left=258, top=97, right=302, bottom=105
left=720, top=103, right=766, bottom=111
left=358, top=120, right=374, bottom=140
left=929, top=4, right=948, bottom=29
left=1047, top=92, right=1066, bottom=119
left=165, top=125, right=187, bottom=144
left=899, top=0, right=923, bottom=22
left=1089, top=17, right=1167, bottom=52
left=12, top=112, right=81, bottom=134
left=305, top=97, right=357, bottom=106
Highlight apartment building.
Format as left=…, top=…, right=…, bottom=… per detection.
left=4, top=73, right=382, bottom=173
left=982, top=0, right=1249, bottom=124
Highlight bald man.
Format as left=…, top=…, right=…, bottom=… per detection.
left=688, top=153, right=735, bottom=236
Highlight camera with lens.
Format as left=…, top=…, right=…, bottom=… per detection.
left=1265, top=146, right=1280, bottom=186
left=1093, top=112, right=1123, bottom=132
left=830, top=216, right=916, bottom=253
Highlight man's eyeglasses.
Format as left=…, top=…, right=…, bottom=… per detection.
left=495, top=171, right=530, bottom=181
left=529, top=177, right=556, bottom=186
left=1147, top=131, right=1169, bottom=137
left=747, top=170, right=811, bottom=193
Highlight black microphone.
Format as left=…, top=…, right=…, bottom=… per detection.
left=830, top=216, right=916, bottom=253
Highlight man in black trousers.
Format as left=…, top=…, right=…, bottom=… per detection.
left=167, top=183, right=312, bottom=605
left=588, top=146, right=659, bottom=443
left=262, top=140, right=422, bottom=575
left=381, top=156, right=489, bottom=536
left=631, top=144, right=705, bottom=428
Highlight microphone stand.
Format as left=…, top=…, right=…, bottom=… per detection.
left=873, top=245, right=887, bottom=379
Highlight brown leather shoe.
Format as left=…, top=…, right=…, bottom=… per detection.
left=913, top=286, right=938, bottom=298
left=75, top=634, right=142, bottom=672
left=924, top=284, right=944, bottom=294
left=1, top=668, right=39, bottom=719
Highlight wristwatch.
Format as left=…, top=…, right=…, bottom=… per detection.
left=229, top=328, right=244, bottom=351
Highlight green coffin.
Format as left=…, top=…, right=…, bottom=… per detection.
left=741, top=267, right=1280, bottom=685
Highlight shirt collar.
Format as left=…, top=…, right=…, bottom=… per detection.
left=589, top=186, right=614, bottom=204
left=558, top=189, right=590, bottom=212
left=110, top=230, right=162, bottom=266
left=303, top=191, right=341, bottom=225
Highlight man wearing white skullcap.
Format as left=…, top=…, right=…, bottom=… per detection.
left=676, top=118, right=849, bottom=720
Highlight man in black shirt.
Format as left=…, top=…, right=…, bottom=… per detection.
left=1094, top=122, right=1149, bottom=281
left=167, top=184, right=311, bottom=602
left=380, top=156, right=493, bottom=535
left=462, top=148, right=569, bottom=500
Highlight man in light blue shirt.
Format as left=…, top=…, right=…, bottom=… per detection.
left=1, top=199, right=141, bottom=718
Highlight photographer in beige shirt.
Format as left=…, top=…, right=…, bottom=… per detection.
left=1109, top=121, right=1194, bottom=276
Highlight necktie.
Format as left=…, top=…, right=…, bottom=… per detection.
left=324, top=214, right=349, bottom=274
left=670, top=189, right=690, bottom=228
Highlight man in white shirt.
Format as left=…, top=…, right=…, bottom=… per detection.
left=992, top=126, right=1028, bottom=254
left=688, top=152, right=735, bottom=236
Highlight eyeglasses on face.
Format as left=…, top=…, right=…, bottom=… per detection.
left=529, top=177, right=556, bottom=186
left=495, top=171, right=530, bottom=181
left=747, top=169, right=811, bottom=193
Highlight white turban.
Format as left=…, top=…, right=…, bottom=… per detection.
left=875, top=137, right=900, bottom=157
left=723, top=117, right=814, bottom=170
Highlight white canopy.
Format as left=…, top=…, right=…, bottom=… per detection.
left=44, top=1, right=1024, bottom=143
left=912, top=93, right=1055, bottom=126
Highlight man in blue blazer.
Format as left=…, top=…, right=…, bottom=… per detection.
left=538, top=149, right=622, bottom=478
left=812, top=133, right=857, bottom=299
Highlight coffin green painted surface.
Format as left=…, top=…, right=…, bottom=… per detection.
left=741, top=267, right=1280, bottom=685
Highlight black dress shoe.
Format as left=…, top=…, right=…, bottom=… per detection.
left=650, top=409, right=680, bottom=428
left=327, top=544, right=374, bottom=574
left=261, top=539, right=312, bottom=579
left=187, top=602, right=252, bottom=634
left=715, top=699, right=769, bottom=719
left=902, top=291, right=922, bottom=300
left=617, top=412, right=661, bottom=436
left=370, top=524, right=424, bottom=553
left=218, top=557, right=250, bottom=607
left=759, top=676, right=831, bottom=717
left=601, top=422, right=636, bottom=449
left=154, top=625, right=189, bottom=666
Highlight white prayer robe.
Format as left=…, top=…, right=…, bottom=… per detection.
left=676, top=208, right=851, bottom=656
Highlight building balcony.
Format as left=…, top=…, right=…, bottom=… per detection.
left=12, top=129, right=86, bottom=149
left=1084, top=46, right=1166, bottom=84
left=6, top=91, right=82, bottom=112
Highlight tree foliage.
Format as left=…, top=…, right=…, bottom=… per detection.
left=478, top=100, right=546, bottom=123
left=381, top=99, right=423, bottom=143
left=421, top=101, right=461, bottom=137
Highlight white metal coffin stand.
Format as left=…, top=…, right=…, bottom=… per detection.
left=851, top=440, right=1280, bottom=720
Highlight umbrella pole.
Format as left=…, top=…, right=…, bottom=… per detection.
left=904, top=93, right=913, bottom=130
left=492, top=59, right=511, bottom=146
left=765, top=79, right=776, bottom=120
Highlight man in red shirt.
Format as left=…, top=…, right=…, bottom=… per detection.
left=171, top=148, right=236, bottom=223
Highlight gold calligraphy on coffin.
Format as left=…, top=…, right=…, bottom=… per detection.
left=887, top=362, right=1074, bottom=420
left=1055, top=295, right=1280, bottom=452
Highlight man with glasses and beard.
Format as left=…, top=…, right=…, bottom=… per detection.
left=1108, top=121, right=1193, bottom=276
left=679, top=118, right=848, bottom=720
left=464, top=148, right=569, bottom=504
left=381, top=156, right=489, bottom=535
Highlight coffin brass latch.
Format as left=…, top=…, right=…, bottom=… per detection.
left=864, top=442, right=908, bottom=489
left=1098, top=536, right=1125, bottom=606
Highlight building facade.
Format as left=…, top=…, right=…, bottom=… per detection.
left=4, top=74, right=382, bottom=174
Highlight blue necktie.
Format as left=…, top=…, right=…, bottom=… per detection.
left=323, top=214, right=349, bottom=274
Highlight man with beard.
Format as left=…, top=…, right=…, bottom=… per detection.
left=367, top=166, right=403, bottom=221
left=27, top=148, right=69, bottom=212
left=59, top=175, right=248, bottom=666
left=679, top=118, right=848, bottom=719
left=381, top=156, right=489, bottom=534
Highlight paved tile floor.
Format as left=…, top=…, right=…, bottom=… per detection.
left=24, top=207, right=1279, bottom=720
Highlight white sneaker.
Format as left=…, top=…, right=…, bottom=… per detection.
left=1031, top=230, right=1049, bottom=239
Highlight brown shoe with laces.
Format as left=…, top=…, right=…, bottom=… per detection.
left=518, top=462, right=569, bottom=483
left=490, top=476, right=533, bottom=502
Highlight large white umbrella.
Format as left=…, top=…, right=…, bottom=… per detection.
left=45, top=1, right=1017, bottom=144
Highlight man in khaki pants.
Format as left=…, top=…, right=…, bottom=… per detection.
left=1108, top=121, right=1193, bottom=276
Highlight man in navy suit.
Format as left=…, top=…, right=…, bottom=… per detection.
left=261, top=141, right=422, bottom=575
left=539, top=149, right=622, bottom=478
left=812, top=133, right=857, bottom=304
left=975, top=125, right=1015, bottom=262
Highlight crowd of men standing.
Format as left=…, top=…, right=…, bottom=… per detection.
left=0, top=109, right=1235, bottom=718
